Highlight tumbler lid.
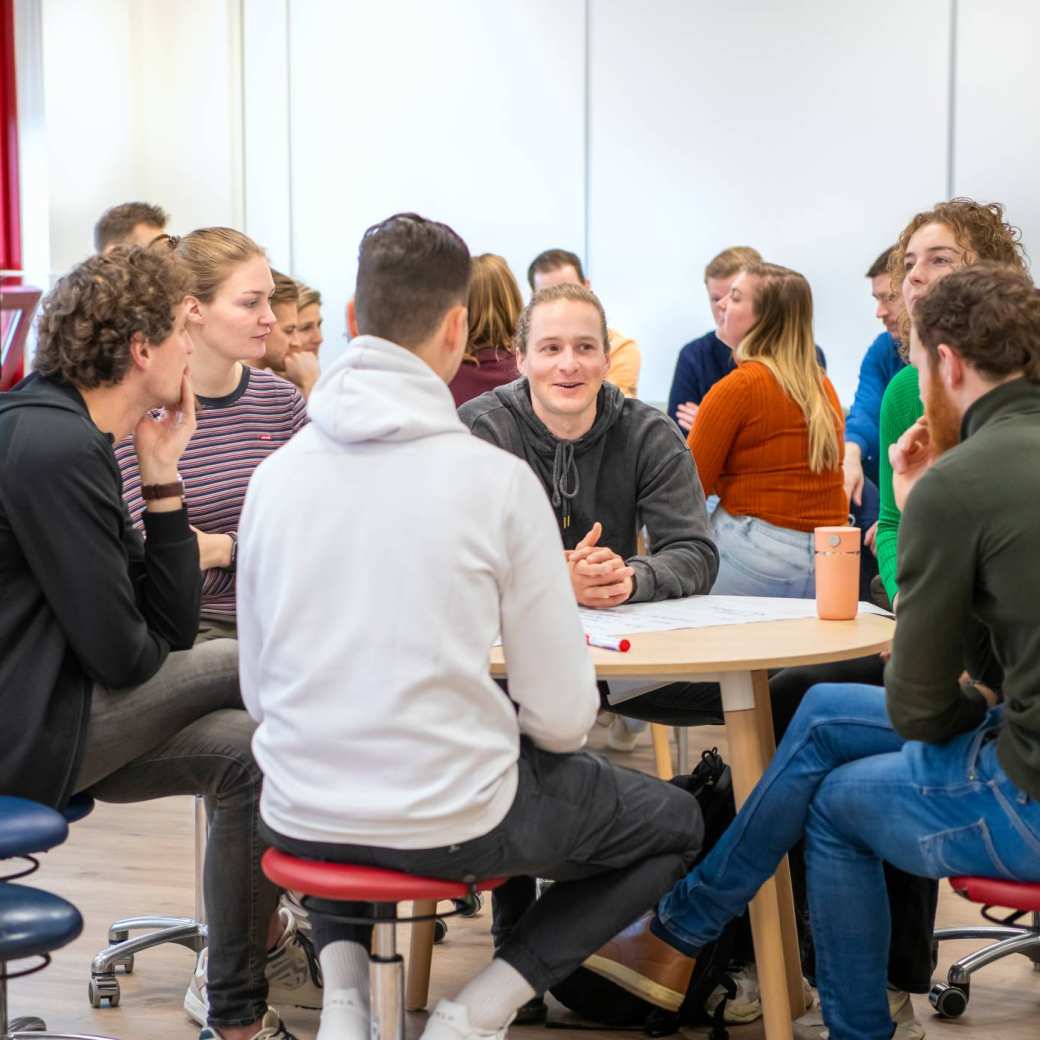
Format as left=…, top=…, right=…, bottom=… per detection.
left=814, top=526, right=861, bottom=552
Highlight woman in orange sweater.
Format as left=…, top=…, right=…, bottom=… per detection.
left=689, top=262, right=846, bottom=597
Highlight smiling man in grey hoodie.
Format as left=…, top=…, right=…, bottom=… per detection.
left=458, top=282, right=720, bottom=725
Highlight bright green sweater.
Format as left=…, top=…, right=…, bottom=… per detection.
left=876, top=365, right=924, bottom=601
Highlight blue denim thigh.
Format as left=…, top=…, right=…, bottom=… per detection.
left=710, top=507, right=815, bottom=598
left=655, top=683, right=900, bottom=953
left=803, top=716, right=1040, bottom=1040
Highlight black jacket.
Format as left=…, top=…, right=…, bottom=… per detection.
left=458, top=378, right=718, bottom=601
left=0, top=374, right=201, bottom=807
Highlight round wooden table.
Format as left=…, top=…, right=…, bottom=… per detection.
left=490, top=610, right=895, bottom=1040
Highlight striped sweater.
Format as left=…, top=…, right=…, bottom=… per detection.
left=116, top=365, right=307, bottom=619
left=688, top=360, right=847, bottom=532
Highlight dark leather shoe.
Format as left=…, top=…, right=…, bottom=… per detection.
left=583, top=913, right=695, bottom=1012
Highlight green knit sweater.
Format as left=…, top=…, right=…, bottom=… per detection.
left=876, top=365, right=924, bottom=600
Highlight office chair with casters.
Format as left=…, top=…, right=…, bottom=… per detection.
left=930, top=875, right=1040, bottom=1018
left=88, top=797, right=207, bottom=1008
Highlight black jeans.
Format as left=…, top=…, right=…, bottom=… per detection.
left=770, top=657, right=939, bottom=993
left=74, top=639, right=278, bottom=1029
left=267, top=739, right=701, bottom=995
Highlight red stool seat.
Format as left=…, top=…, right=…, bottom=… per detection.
left=950, top=876, right=1040, bottom=912
left=262, top=848, right=505, bottom=902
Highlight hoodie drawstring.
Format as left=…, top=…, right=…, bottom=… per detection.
left=551, top=441, right=580, bottom=530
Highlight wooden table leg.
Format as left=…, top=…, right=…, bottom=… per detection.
left=406, top=899, right=438, bottom=1011
left=650, top=723, right=673, bottom=780
left=752, top=671, right=806, bottom=1020
left=721, top=670, right=797, bottom=1040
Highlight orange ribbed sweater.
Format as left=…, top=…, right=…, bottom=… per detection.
left=688, top=361, right=847, bottom=532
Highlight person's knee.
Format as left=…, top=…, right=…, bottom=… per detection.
left=200, top=709, right=263, bottom=803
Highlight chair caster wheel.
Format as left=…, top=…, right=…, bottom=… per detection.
left=108, top=928, right=129, bottom=944
left=454, top=892, right=482, bottom=917
left=113, top=953, right=134, bottom=974
left=929, top=982, right=968, bottom=1018
left=89, top=974, right=121, bottom=1008
left=8, top=1015, right=47, bottom=1031
left=433, top=919, right=448, bottom=944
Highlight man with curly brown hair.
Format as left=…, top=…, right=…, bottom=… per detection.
left=0, top=248, right=302, bottom=1040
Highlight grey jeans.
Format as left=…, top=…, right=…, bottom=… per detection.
left=267, top=739, right=702, bottom=995
left=74, top=639, right=278, bottom=1029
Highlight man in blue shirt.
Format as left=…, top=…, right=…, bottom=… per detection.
left=667, top=246, right=825, bottom=430
left=667, top=246, right=761, bottom=430
left=842, top=246, right=908, bottom=507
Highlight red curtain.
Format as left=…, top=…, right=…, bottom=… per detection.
left=0, top=0, right=21, bottom=276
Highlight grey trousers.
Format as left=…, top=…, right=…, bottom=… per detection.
left=267, top=738, right=702, bottom=995
left=74, top=639, right=278, bottom=1029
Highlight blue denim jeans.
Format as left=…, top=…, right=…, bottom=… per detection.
left=710, top=507, right=815, bottom=597
left=654, top=684, right=1040, bottom=1040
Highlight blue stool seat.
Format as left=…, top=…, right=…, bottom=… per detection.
left=0, top=883, right=82, bottom=962
left=62, top=794, right=95, bottom=825
left=0, top=796, right=68, bottom=859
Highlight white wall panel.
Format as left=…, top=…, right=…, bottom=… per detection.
left=587, top=0, right=950, bottom=405
left=285, top=0, right=586, bottom=365
left=953, top=0, right=1040, bottom=272
left=243, top=0, right=292, bottom=268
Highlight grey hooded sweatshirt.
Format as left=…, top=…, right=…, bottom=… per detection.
left=458, top=378, right=718, bottom=602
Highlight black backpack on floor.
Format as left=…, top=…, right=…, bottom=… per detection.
left=548, top=748, right=750, bottom=1040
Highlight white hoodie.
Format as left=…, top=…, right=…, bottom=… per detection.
left=238, top=336, right=599, bottom=848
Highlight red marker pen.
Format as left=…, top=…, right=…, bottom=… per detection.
left=586, top=634, right=631, bottom=653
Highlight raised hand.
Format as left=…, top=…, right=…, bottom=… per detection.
left=889, top=417, right=935, bottom=511
left=134, top=372, right=197, bottom=486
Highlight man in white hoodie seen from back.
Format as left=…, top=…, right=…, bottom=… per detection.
left=237, top=213, right=702, bottom=1040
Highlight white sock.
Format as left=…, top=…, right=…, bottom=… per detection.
left=319, top=940, right=370, bottom=1001
left=454, top=958, right=536, bottom=1033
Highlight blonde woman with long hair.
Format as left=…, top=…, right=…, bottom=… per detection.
left=448, top=253, right=521, bottom=407
left=689, top=262, right=846, bottom=596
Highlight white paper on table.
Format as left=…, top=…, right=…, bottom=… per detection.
left=576, top=595, right=891, bottom=640
left=492, top=596, right=891, bottom=647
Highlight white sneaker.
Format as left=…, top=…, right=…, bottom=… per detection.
left=266, top=906, right=323, bottom=1008
left=197, top=1007, right=298, bottom=1039
left=606, top=715, right=641, bottom=752
left=793, top=989, right=925, bottom=1039
left=420, top=998, right=512, bottom=1040
left=185, top=909, right=323, bottom=1027
left=705, top=962, right=762, bottom=1023
left=316, top=987, right=369, bottom=1040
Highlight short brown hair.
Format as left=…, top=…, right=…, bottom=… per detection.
left=34, top=248, right=190, bottom=388
left=704, top=246, right=762, bottom=282
left=93, top=202, right=169, bottom=253
left=527, top=248, right=585, bottom=290
left=867, top=246, right=895, bottom=279
left=298, top=285, right=322, bottom=310
left=514, top=283, right=608, bottom=355
left=465, top=254, right=523, bottom=360
left=270, top=270, right=300, bottom=309
left=914, top=263, right=1040, bottom=384
left=355, top=212, right=471, bottom=349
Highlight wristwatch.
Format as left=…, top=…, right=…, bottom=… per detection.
left=225, top=531, right=238, bottom=574
left=140, top=477, right=185, bottom=501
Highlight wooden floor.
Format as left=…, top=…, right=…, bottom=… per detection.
left=9, top=724, right=1039, bottom=1039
